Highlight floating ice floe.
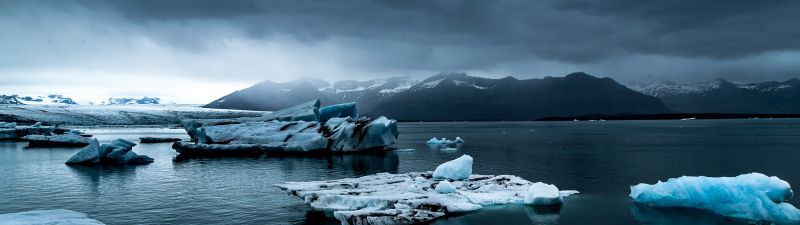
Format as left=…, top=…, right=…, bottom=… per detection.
left=630, top=172, right=800, bottom=222
left=23, top=133, right=92, bottom=147
left=426, top=137, right=465, bottom=145
left=66, top=139, right=154, bottom=165
left=277, top=154, right=578, bottom=225
left=0, top=209, right=104, bottom=225
left=172, top=100, right=399, bottom=155
left=139, top=137, right=182, bottom=143
left=0, top=121, right=74, bottom=140
left=426, top=137, right=465, bottom=151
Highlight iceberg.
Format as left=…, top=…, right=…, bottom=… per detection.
left=23, top=133, right=92, bottom=147
left=432, top=155, right=473, bottom=180
left=173, top=100, right=399, bottom=155
left=0, top=209, right=104, bottom=225
left=66, top=138, right=154, bottom=165
left=277, top=155, right=577, bottom=225
left=629, top=172, right=800, bottom=222
left=426, top=136, right=465, bottom=150
left=0, top=121, right=75, bottom=140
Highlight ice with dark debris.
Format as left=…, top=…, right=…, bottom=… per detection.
left=173, top=100, right=399, bottom=155
left=277, top=154, right=578, bottom=225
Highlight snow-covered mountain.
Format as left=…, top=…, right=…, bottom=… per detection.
left=206, top=72, right=669, bottom=120
left=205, top=76, right=419, bottom=112
left=0, top=94, right=78, bottom=105
left=103, top=97, right=161, bottom=105
left=627, top=78, right=800, bottom=113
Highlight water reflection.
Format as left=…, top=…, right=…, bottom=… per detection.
left=67, top=165, right=142, bottom=195
left=173, top=152, right=399, bottom=177
left=433, top=205, right=562, bottom=225
left=630, top=203, right=752, bottom=225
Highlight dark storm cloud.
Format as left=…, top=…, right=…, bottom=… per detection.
left=78, top=0, right=800, bottom=62
left=1, top=0, right=799, bottom=99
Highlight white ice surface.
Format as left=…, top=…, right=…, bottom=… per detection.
left=0, top=209, right=104, bottom=225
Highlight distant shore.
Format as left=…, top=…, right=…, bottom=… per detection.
left=536, top=113, right=800, bottom=121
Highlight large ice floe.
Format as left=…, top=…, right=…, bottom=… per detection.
left=0, top=121, right=74, bottom=140
left=172, top=100, right=399, bottom=155
left=629, top=172, right=800, bottom=222
left=0, top=209, right=104, bottom=225
left=65, top=139, right=154, bottom=165
left=23, top=133, right=92, bottom=147
left=277, top=154, right=578, bottom=225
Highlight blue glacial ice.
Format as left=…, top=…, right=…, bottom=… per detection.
left=433, top=154, right=473, bottom=180
left=629, top=172, right=800, bottom=222
left=319, top=102, right=357, bottom=123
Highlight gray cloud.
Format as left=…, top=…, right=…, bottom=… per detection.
left=0, top=0, right=798, bottom=102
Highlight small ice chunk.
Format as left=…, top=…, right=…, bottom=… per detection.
left=630, top=172, right=800, bottom=222
left=436, top=180, right=457, bottom=194
left=32, top=122, right=42, bottom=127
left=524, top=182, right=563, bottom=205
left=455, top=136, right=465, bottom=143
left=433, top=155, right=473, bottom=180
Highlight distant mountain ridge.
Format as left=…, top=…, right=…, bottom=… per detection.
left=104, top=97, right=161, bottom=105
left=0, top=94, right=78, bottom=105
left=627, top=78, right=800, bottom=113
left=0, top=94, right=165, bottom=105
left=205, top=72, right=670, bottom=120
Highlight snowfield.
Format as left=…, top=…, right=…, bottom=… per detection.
left=0, top=104, right=263, bottom=126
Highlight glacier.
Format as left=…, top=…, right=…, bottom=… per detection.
left=173, top=100, right=399, bottom=155
left=629, top=172, right=800, bottom=222
left=277, top=154, right=577, bottom=225
left=0, top=209, right=104, bottom=225
left=66, top=139, right=154, bottom=165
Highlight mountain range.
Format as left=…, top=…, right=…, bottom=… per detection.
left=0, top=95, right=163, bottom=105
left=205, top=72, right=670, bottom=120
left=627, top=78, right=800, bottom=113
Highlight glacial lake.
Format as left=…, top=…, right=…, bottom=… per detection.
left=2, top=120, right=800, bottom=225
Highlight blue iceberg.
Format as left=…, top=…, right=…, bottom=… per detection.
left=630, top=172, right=800, bottom=222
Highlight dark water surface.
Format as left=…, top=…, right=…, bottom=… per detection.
left=2, top=120, right=800, bottom=224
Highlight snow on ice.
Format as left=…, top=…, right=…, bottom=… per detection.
left=277, top=154, right=578, bottom=225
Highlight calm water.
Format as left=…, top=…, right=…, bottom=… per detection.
left=2, top=120, right=800, bottom=225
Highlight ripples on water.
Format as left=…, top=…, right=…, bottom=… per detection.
left=1, top=120, right=800, bottom=224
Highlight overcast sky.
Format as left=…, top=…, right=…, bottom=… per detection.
left=1, top=0, right=799, bottom=103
